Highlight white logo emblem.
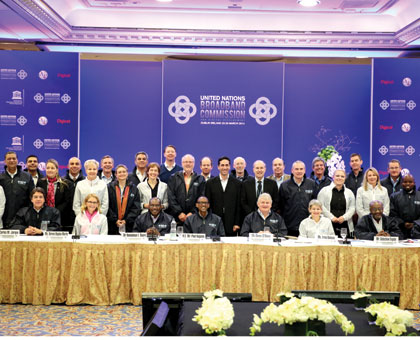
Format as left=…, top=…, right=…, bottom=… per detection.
left=12, top=137, right=22, bottom=146
left=61, top=93, right=71, bottom=104
left=168, top=95, right=197, bottom=124
left=38, top=70, right=48, bottom=80
left=401, top=123, right=411, bottom=132
left=379, top=100, right=389, bottom=110
left=17, top=116, right=27, bottom=126
left=38, top=162, right=46, bottom=171
left=61, top=139, right=71, bottom=149
left=406, top=145, right=415, bottom=156
left=12, top=91, right=22, bottom=100
left=33, top=139, right=44, bottom=149
left=34, top=93, right=44, bottom=103
left=17, top=70, right=27, bottom=80
left=407, top=100, right=416, bottom=110
left=401, top=168, right=410, bottom=176
left=378, top=145, right=388, bottom=155
left=402, top=77, right=412, bottom=87
left=38, top=116, right=48, bottom=126
left=249, top=97, right=277, bottom=126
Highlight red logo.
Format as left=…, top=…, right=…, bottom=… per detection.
left=57, top=119, right=71, bottom=124
left=57, top=73, right=71, bottom=78
left=380, top=80, right=394, bottom=85
left=59, top=165, right=68, bottom=170
left=379, top=170, right=388, bottom=175
left=380, top=125, right=393, bottom=130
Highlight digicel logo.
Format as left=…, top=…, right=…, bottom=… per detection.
left=380, top=80, right=394, bottom=85
left=57, top=73, right=71, bottom=78
left=57, top=119, right=71, bottom=124
left=380, top=125, right=393, bottom=130
left=379, top=170, right=388, bottom=175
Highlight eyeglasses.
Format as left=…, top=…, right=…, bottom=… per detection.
left=149, top=204, right=161, bottom=207
left=87, top=201, right=99, bottom=204
left=197, top=201, right=209, bottom=205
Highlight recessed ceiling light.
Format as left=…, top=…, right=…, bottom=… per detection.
left=297, top=0, right=320, bottom=7
left=156, top=0, right=173, bottom=2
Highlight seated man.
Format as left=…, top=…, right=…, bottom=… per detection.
left=133, top=197, right=174, bottom=236
left=183, top=196, right=225, bottom=237
left=10, top=188, right=61, bottom=235
left=354, top=200, right=403, bottom=240
left=240, top=193, right=287, bottom=237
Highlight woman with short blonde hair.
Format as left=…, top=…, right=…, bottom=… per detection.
left=73, top=194, right=108, bottom=235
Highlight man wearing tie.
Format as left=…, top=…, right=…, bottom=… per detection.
left=241, top=160, right=279, bottom=218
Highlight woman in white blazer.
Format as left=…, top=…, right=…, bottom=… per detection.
left=137, top=162, right=168, bottom=214
left=317, top=169, right=356, bottom=237
left=356, top=167, right=390, bottom=219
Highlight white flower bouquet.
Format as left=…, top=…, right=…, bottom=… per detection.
left=193, top=289, right=234, bottom=336
left=365, top=302, right=414, bottom=336
left=351, top=291, right=372, bottom=309
left=351, top=291, right=372, bottom=300
left=250, top=296, right=355, bottom=336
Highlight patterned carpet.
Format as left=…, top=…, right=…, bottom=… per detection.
left=0, top=304, right=143, bottom=336
left=0, top=304, right=419, bottom=336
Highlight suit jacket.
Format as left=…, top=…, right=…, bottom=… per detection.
left=241, top=177, right=279, bottom=217
left=205, top=175, right=241, bottom=236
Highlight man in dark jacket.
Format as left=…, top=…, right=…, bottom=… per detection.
left=24, top=154, right=44, bottom=186
left=63, top=156, right=85, bottom=226
left=128, top=151, right=148, bottom=186
left=355, top=200, right=403, bottom=240
left=381, top=159, right=403, bottom=197
left=183, top=196, right=225, bottom=237
left=0, top=151, right=34, bottom=228
left=279, top=160, right=316, bottom=237
left=10, top=187, right=61, bottom=234
left=230, top=156, right=249, bottom=182
left=345, top=153, right=364, bottom=197
left=205, top=156, right=241, bottom=236
left=309, top=156, right=331, bottom=195
left=389, top=174, right=420, bottom=239
left=167, top=154, right=205, bottom=224
left=133, top=197, right=174, bottom=235
left=241, top=193, right=287, bottom=237
left=98, top=155, right=116, bottom=184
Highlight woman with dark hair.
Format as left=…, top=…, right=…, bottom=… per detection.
left=10, top=187, right=61, bottom=235
left=107, top=164, right=141, bottom=234
left=37, top=159, right=73, bottom=230
left=138, top=162, right=168, bottom=214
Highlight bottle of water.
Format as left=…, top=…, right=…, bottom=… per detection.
left=170, top=220, right=177, bottom=241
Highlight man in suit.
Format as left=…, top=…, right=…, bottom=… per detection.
left=205, top=156, right=242, bottom=236
left=200, top=156, right=213, bottom=181
left=267, top=157, right=290, bottom=189
left=128, top=151, right=149, bottom=186
left=241, top=160, right=279, bottom=217
left=381, top=159, right=403, bottom=197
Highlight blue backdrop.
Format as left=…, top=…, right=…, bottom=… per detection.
left=372, top=58, right=420, bottom=181
left=0, top=50, right=78, bottom=172
left=283, top=63, right=371, bottom=175
left=162, top=60, right=284, bottom=174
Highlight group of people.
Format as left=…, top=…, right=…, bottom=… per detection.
left=1, top=146, right=420, bottom=241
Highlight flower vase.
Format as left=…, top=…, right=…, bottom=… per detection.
left=308, top=320, right=326, bottom=336
left=284, top=322, right=308, bottom=336
left=367, top=312, right=377, bottom=324
left=354, top=297, right=368, bottom=310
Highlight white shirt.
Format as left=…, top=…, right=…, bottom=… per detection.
left=372, top=217, right=383, bottom=233
left=136, top=169, right=147, bottom=183
left=299, top=216, right=335, bottom=238
left=219, top=175, right=229, bottom=192
left=164, top=162, right=176, bottom=171
left=356, top=184, right=390, bottom=218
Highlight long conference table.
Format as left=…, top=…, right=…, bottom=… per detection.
left=0, top=236, right=419, bottom=309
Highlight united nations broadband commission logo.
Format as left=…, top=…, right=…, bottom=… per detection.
left=168, top=95, right=197, bottom=124
left=249, top=97, right=277, bottom=126
left=378, top=145, right=415, bottom=156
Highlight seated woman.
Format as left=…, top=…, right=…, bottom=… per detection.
left=299, top=199, right=335, bottom=238
left=317, top=169, right=356, bottom=237
left=73, top=194, right=108, bottom=235
left=356, top=167, right=389, bottom=219
left=10, top=187, right=61, bottom=235
left=137, top=163, right=168, bottom=214
left=107, top=164, right=141, bottom=234
left=73, top=159, right=109, bottom=217
left=37, top=159, right=72, bottom=230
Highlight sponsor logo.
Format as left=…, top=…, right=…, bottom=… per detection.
left=57, top=73, right=71, bottom=78
left=44, top=139, right=60, bottom=150
left=57, top=119, right=71, bottom=124
left=7, top=90, right=24, bottom=105
left=401, top=168, right=410, bottom=176
left=7, top=136, right=24, bottom=151
left=378, top=145, right=388, bottom=155
left=1, top=69, right=16, bottom=80
left=249, top=97, right=277, bottom=126
left=61, top=139, right=71, bottom=149
left=379, top=100, right=389, bottom=110
left=0, top=115, right=16, bottom=126
left=17, top=70, right=27, bottom=80
left=38, top=70, right=48, bottom=80
left=17, top=116, right=27, bottom=126
left=38, top=116, right=48, bottom=126
left=38, top=162, right=46, bottom=171
left=379, top=125, right=393, bottom=130
left=11, top=136, right=21, bottom=146
left=390, top=99, right=406, bottom=110
left=45, top=93, right=60, bottom=104
left=61, top=93, right=71, bottom=104
left=402, top=77, right=412, bottom=87
left=406, top=145, right=415, bottom=156
left=34, top=93, right=44, bottom=103
left=407, top=100, right=416, bottom=110
left=168, top=95, right=197, bottom=124
left=380, top=80, right=394, bottom=85
left=401, top=123, right=411, bottom=132
left=389, top=145, right=405, bottom=156
left=33, top=139, right=43, bottom=149
left=379, top=170, right=388, bottom=175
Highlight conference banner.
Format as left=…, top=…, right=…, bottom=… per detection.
left=0, top=50, right=78, bottom=174
left=162, top=60, right=284, bottom=173
left=372, top=58, right=420, bottom=181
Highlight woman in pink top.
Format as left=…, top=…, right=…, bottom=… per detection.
left=72, top=193, right=108, bottom=235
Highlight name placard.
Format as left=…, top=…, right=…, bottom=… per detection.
left=122, top=232, right=148, bottom=241
left=0, top=230, right=19, bottom=239
left=249, top=233, right=273, bottom=242
left=374, top=236, right=399, bottom=244
left=183, top=233, right=206, bottom=242
left=44, top=231, right=69, bottom=240
left=316, top=234, right=338, bottom=243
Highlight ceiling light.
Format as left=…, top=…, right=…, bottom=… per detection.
left=156, top=0, right=173, bottom=2
left=297, top=0, right=320, bottom=7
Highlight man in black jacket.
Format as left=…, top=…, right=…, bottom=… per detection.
left=389, top=174, right=420, bottom=239
left=24, top=154, right=44, bottom=186
left=381, top=159, right=403, bottom=197
left=128, top=151, right=148, bottom=186
left=168, top=154, right=205, bottom=224
left=345, top=153, right=364, bottom=197
left=279, top=160, right=316, bottom=237
left=133, top=197, right=174, bottom=235
left=64, top=156, right=85, bottom=226
left=10, top=187, right=61, bottom=235
left=241, top=160, right=279, bottom=217
left=309, top=157, right=331, bottom=195
left=0, top=151, right=34, bottom=228
left=205, top=156, right=241, bottom=236
left=230, top=156, right=249, bottom=182
left=355, top=200, right=403, bottom=240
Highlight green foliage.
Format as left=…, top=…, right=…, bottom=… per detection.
left=317, top=145, right=337, bottom=161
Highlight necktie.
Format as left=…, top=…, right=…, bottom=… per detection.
left=257, top=180, right=262, bottom=198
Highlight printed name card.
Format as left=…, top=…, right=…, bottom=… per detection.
left=183, top=234, right=206, bottom=242
left=44, top=231, right=69, bottom=240
left=374, top=236, right=399, bottom=244
left=0, top=230, right=19, bottom=238
left=122, top=232, right=147, bottom=241
left=316, top=234, right=338, bottom=243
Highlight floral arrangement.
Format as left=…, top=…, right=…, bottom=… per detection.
left=193, top=289, right=234, bottom=336
left=250, top=296, right=355, bottom=336
left=318, top=145, right=345, bottom=178
left=365, top=302, right=414, bottom=336
left=277, top=291, right=295, bottom=298
left=351, top=291, right=371, bottom=300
